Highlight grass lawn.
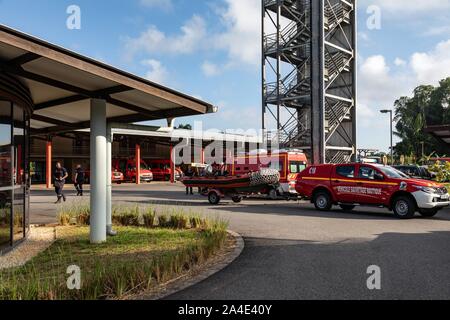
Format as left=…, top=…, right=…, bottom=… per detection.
left=0, top=225, right=228, bottom=300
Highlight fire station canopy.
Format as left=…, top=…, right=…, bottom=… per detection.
left=0, top=24, right=216, bottom=135
left=425, top=125, right=450, bottom=147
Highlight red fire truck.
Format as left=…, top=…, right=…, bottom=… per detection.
left=147, top=159, right=182, bottom=181
left=231, top=150, right=308, bottom=198
left=295, top=163, right=450, bottom=219
left=113, top=158, right=153, bottom=183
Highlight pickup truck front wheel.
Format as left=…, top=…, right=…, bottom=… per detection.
left=313, top=191, right=332, bottom=211
left=392, top=196, right=416, bottom=219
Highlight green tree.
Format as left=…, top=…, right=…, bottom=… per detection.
left=177, top=124, right=192, bottom=130
left=393, top=78, right=449, bottom=158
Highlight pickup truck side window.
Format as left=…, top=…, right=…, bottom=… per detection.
left=359, top=166, right=377, bottom=180
left=336, top=165, right=355, bottom=178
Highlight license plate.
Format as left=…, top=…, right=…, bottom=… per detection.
left=441, top=194, right=449, bottom=201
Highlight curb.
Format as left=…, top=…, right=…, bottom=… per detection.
left=131, top=230, right=245, bottom=300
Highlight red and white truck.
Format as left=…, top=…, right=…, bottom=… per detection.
left=113, top=158, right=153, bottom=183
left=232, top=150, right=308, bottom=198
left=295, top=163, right=450, bottom=219
left=147, top=159, right=182, bottom=181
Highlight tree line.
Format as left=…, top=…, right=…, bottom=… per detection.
left=394, top=77, right=450, bottom=158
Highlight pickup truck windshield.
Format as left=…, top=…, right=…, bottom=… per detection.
left=378, top=166, right=405, bottom=178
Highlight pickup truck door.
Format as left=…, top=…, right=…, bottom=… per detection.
left=357, top=165, right=391, bottom=205
left=331, top=165, right=360, bottom=203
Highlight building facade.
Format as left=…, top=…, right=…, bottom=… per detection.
left=0, top=73, right=32, bottom=253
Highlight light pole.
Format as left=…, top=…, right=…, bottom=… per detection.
left=380, top=109, right=393, bottom=164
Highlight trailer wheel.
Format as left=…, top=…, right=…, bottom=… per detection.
left=232, top=196, right=242, bottom=203
left=313, top=191, right=332, bottom=211
left=208, top=192, right=221, bottom=205
left=268, top=189, right=278, bottom=200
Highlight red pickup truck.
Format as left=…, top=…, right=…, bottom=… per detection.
left=295, top=163, right=450, bottom=219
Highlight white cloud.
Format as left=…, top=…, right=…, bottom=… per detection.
left=358, top=39, right=450, bottom=132
left=214, top=0, right=261, bottom=66
left=201, top=61, right=221, bottom=77
left=124, top=15, right=207, bottom=59
left=394, top=58, right=406, bottom=67
left=142, top=59, right=168, bottom=84
left=139, top=0, right=172, bottom=10
left=410, top=39, right=450, bottom=84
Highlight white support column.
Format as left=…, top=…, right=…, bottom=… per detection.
left=90, top=99, right=107, bottom=244
left=106, top=124, right=116, bottom=236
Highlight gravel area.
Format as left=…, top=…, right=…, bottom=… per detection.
left=0, top=226, right=56, bottom=270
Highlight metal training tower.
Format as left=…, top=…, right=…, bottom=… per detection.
left=262, top=0, right=357, bottom=164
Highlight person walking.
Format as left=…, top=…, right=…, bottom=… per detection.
left=54, top=162, right=68, bottom=204
left=185, top=166, right=194, bottom=195
left=74, top=164, right=85, bottom=196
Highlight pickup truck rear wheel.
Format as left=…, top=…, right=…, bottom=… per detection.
left=393, top=196, right=416, bottom=219
left=419, top=208, right=438, bottom=218
left=339, top=205, right=355, bottom=211
left=313, top=191, right=332, bottom=211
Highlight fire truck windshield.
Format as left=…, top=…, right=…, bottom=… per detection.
left=378, top=166, right=404, bottom=179
left=289, top=161, right=307, bottom=173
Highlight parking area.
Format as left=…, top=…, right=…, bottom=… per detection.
left=31, top=183, right=450, bottom=299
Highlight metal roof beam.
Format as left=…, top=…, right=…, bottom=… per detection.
left=8, top=52, right=41, bottom=66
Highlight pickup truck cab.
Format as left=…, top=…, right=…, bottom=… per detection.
left=295, top=163, right=450, bottom=219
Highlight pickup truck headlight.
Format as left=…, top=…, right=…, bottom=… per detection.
left=413, top=185, right=438, bottom=194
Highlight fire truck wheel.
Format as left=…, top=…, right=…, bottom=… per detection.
left=393, top=196, right=416, bottom=219
left=418, top=208, right=438, bottom=218
left=208, top=192, right=221, bottom=205
left=339, top=205, right=355, bottom=211
left=313, top=191, right=332, bottom=211
left=232, top=196, right=242, bottom=203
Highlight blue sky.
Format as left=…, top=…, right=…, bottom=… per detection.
left=1, top=0, right=450, bottom=153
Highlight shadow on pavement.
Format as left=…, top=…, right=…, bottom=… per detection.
left=166, top=230, right=450, bottom=300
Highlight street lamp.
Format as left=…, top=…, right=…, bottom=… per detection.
left=380, top=109, right=393, bottom=164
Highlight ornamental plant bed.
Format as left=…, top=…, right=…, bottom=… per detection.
left=0, top=204, right=228, bottom=300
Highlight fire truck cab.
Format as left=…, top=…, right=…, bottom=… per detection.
left=113, top=158, right=153, bottom=183
left=295, top=163, right=450, bottom=219
left=147, top=159, right=182, bottom=181
left=232, top=150, right=308, bottom=198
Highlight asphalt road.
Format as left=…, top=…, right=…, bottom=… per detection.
left=31, top=183, right=450, bottom=300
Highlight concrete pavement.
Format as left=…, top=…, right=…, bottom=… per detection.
left=30, top=183, right=450, bottom=299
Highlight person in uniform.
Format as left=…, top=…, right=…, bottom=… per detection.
left=54, top=162, right=68, bottom=204
left=74, top=164, right=85, bottom=196
left=185, top=166, right=194, bottom=195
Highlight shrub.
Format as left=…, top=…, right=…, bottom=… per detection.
left=143, top=208, right=156, bottom=228
left=190, top=215, right=202, bottom=229
left=170, top=214, right=189, bottom=229
left=57, top=212, right=71, bottom=226
left=158, top=214, right=170, bottom=228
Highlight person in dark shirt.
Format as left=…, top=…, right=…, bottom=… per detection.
left=185, top=167, right=194, bottom=195
left=54, top=162, right=68, bottom=204
left=74, top=164, right=85, bottom=196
